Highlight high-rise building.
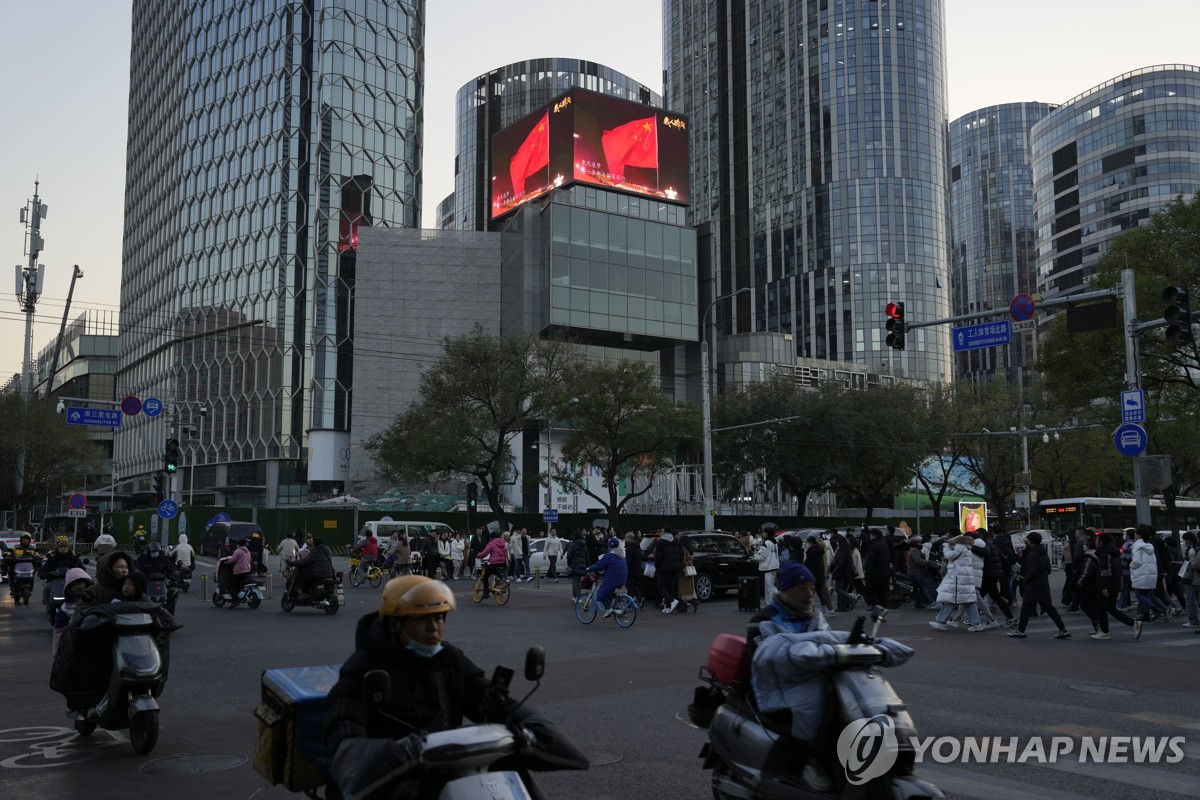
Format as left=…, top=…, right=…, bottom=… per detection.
left=1032, top=65, right=1200, bottom=300
left=452, top=59, right=659, bottom=232
left=949, top=102, right=1055, bottom=387
left=664, top=0, right=953, bottom=384
left=117, top=0, right=424, bottom=507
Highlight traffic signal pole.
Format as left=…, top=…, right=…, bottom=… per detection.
left=899, top=269, right=1168, bottom=525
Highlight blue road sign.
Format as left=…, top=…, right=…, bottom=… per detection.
left=64, top=407, right=122, bottom=428
left=158, top=499, right=179, bottom=520
left=542, top=509, right=559, bottom=523
left=1113, top=423, right=1148, bottom=457
left=143, top=396, right=163, bottom=417
left=1010, top=293, right=1036, bottom=322
left=1120, top=389, right=1145, bottom=423
left=952, top=320, right=1011, bottom=352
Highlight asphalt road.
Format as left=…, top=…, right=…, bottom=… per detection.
left=1, top=558, right=1197, bottom=800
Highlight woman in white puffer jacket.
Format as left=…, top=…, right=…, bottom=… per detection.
left=930, top=535, right=983, bottom=630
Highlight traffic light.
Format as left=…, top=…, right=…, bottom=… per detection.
left=164, top=438, right=181, bottom=472
left=1162, top=285, right=1194, bottom=346
left=466, top=483, right=478, bottom=531
left=885, top=302, right=907, bottom=350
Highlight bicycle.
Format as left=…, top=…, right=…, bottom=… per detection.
left=574, top=577, right=638, bottom=628
left=347, top=550, right=385, bottom=588
left=470, top=563, right=510, bottom=606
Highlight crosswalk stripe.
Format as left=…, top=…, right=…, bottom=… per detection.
left=1036, top=757, right=1199, bottom=797
left=922, top=763, right=1098, bottom=800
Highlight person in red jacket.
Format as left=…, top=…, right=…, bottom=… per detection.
left=476, top=532, right=507, bottom=596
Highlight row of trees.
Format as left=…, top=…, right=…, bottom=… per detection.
left=366, top=195, right=1200, bottom=533
left=0, top=393, right=106, bottom=527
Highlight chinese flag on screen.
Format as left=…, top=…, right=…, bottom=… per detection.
left=509, top=112, right=550, bottom=196
left=602, top=116, right=659, bottom=180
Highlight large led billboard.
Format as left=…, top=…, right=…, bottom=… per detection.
left=490, top=89, right=689, bottom=221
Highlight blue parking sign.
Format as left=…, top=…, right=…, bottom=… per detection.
left=1112, top=423, right=1147, bottom=457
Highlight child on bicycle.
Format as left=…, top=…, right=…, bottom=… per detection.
left=586, top=537, right=629, bottom=618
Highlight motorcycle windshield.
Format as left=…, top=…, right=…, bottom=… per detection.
left=14, top=562, right=34, bottom=576
left=117, top=634, right=162, bottom=679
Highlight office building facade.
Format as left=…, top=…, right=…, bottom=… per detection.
left=452, top=58, right=659, bottom=232
left=117, top=0, right=424, bottom=506
left=949, top=102, right=1054, bottom=387
left=1031, top=65, right=1200, bottom=299
left=664, top=0, right=954, bottom=384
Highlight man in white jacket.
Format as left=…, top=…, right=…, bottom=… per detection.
left=544, top=530, right=563, bottom=581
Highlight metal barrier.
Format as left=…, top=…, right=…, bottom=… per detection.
left=265, top=572, right=273, bottom=599
left=201, top=573, right=209, bottom=602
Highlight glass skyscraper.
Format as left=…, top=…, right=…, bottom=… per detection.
left=1031, top=65, right=1200, bottom=300
left=452, top=58, right=659, bottom=232
left=949, top=102, right=1054, bottom=387
left=663, top=0, right=953, bottom=383
left=117, top=0, right=424, bottom=506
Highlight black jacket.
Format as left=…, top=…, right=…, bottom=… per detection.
left=39, top=550, right=84, bottom=578
left=1096, top=543, right=1123, bottom=595
left=864, top=537, right=892, bottom=579
left=1018, top=543, right=1053, bottom=602
left=324, top=613, right=490, bottom=755
left=567, top=538, right=589, bottom=576
left=295, top=544, right=335, bottom=579
left=649, top=535, right=683, bottom=573
left=973, top=540, right=1006, bottom=580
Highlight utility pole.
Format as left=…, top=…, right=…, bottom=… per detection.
left=17, top=181, right=48, bottom=398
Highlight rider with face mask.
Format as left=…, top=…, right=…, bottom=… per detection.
left=323, top=575, right=495, bottom=797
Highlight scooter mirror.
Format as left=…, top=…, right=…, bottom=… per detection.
left=524, top=646, right=545, bottom=682
left=363, top=670, right=392, bottom=705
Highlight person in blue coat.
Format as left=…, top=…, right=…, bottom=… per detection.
left=586, top=537, right=629, bottom=618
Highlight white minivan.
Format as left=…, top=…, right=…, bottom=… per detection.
left=359, top=520, right=455, bottom=550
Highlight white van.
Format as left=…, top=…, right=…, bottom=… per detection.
left=359, top=520, right=455, bottom=550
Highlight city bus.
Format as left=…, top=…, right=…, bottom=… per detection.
left=1037, top=496, right=1200, bottom=537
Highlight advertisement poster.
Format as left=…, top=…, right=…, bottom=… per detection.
left=957, top=501, right=988, bottom=533
left=490, top=89, right=689, bottom=221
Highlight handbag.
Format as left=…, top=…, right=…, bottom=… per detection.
left=684, top=565, right=697, bottom=577
left=643, top=562, right=656, bottom=578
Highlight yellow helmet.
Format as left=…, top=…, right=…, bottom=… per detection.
left=379, top=575, right=456, bottom=620
left=56, top=536, right=71, bottom=547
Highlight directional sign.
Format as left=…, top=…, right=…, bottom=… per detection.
left=1113, top=423, right=1148, bottom=457
left=67, top=508, right=87, bottom=518
left=64, top=407, right=122, bottom=428
left=143, top=396, right=163, bottom=417
left=121, top=395, right=143, bottom=416
left=542, top=508, right=559, bottom=523
left=952, top=320, right=1011, bottom=352
left=1120, top=388, right=1145, bottom=423
left=68, top=492, right=87, bottom=510
left=158, top=499, right=180, bottom=520
left=1011, top=319, right=1036, bottom=334
left=1010, top=293, right=1036, bottom=322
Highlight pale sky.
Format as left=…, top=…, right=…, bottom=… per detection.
left=1, top=0, right=1197, bottom=384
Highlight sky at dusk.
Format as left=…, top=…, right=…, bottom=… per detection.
left=0, top=0, right=1197, bottom=384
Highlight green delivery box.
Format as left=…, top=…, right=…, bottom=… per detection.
left=254, top=665, right=341, bottom=791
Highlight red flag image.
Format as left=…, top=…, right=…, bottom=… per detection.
left=509, top=112, right=550, bottom=196
left=601, top=116, right=659, bottom=181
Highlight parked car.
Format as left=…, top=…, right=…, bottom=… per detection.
left=639, top=531, right=756, bottom=603
left=200, top=521, right=265, bottom=557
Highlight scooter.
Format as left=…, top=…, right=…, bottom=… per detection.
left=171, top=560, right=194, bottom=593
left=318, top=647, right=588, bottom=800
left=280, top=573, right=344, bottom=615
left=43, top=565, right=69, bottom=624
left=213, top=561, right=265, bottom=609
left=58, top=601, right=180, bottom=755
left=145, top=570, right=179, bottom=615
left=688, top=609, right=942, bottom=800
left=9, top=557, right=37, bottom=604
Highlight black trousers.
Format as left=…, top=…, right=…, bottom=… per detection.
left=1018, top=596, right=1065, bottom=633
left=864, top=576, right=890, bottom=608
left=980, top=576, right=1013, bottom=619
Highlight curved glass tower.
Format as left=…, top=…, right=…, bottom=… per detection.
left=664, top=0, right=953, bottom=383
left=452, top=58, right=660, bottom=232
left=118, top=0, right=424, bottom=506
left=1031, top=65, right=1200, bottom=300
left=950, top=102, right=1055, bottom=387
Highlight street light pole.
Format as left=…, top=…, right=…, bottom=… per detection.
left=702, top=287, right=750, bottom=531
left=544, top=398, right=579, bottom=512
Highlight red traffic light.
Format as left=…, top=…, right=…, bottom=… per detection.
left=885, top=302, right=903, bottom=319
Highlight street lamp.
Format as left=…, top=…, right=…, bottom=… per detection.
left=545, top=398, right=579, bottom=512
left=702, top=287, right=751, bottom=531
